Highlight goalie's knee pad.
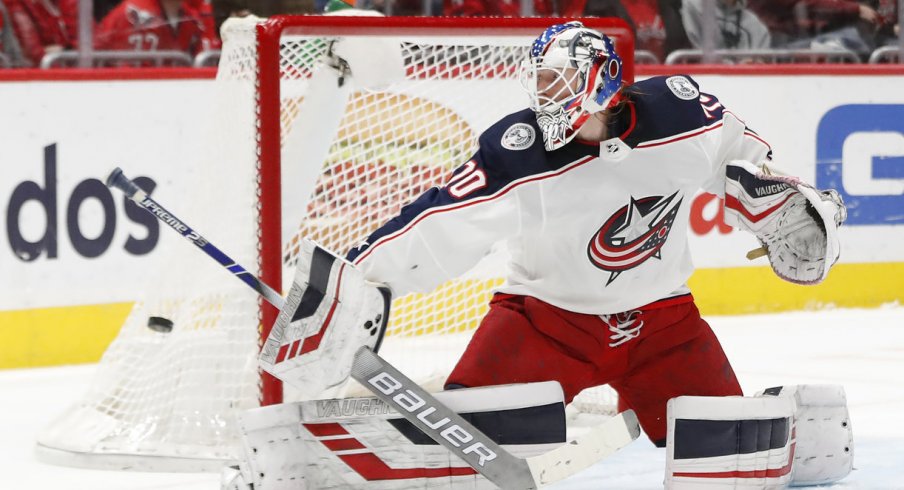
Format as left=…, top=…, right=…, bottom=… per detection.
left=757, top=385, right=853, bottom=486
left=665, top=395, right=795, bottom=489
left=231, top=381, right=565, bottom=489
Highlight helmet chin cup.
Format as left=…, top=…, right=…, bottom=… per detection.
left=536, top=105, right=573, bottom=151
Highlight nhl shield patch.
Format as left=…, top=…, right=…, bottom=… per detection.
left=501, top=123, right=536, bottom=151
left=666, top=76, right=699, bottom=100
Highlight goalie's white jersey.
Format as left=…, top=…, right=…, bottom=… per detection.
left=348, top=75, right=771, bottom=314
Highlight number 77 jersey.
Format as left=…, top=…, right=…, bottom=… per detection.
left=347, top=75, right=772, bottom=315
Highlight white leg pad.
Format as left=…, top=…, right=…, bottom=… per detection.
left=757, top=385, right=853, bottom=486
left=221, top=463, right=255, bottom=490
left=665, top=395, right=796, bottom=489
left=232, top=382, right=565, bottom=489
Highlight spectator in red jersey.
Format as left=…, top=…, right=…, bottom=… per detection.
left=185, top=0, right=218, bottom=49
left=56, top=0, right=105, bottom=49
left=445, top=0, right=585, bottom=16
left=445, top=0, right=691, bottom=63
left=95, top=0, right=220, bottom=61
left=4, top=0, right=71, bottom=66
left=445, top=0, right=528, bottom=16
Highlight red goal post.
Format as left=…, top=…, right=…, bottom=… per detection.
left=252, top=15, right=635, bottom=406
left=35, top=15, right=634, bottom=472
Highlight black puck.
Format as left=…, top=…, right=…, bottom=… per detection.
left=147, top=316, right=174, bottom=333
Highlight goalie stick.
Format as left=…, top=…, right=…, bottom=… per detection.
left=107, top=167, right=641, bottom=488
left=106, top=167, right=286, bottom=310
left=108, top=167, right=390, bottom=399
left=351, top=346, right=641, bottom=489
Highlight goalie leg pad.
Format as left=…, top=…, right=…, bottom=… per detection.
left=259, top=238, right=392, bottom=399
left=665, top=395, right=795, bottom=489
left=220, top=464, right=254, bottom=490
left=757, top=385, right=853, bottom=486
left=232, top=382, right=565, bottom=490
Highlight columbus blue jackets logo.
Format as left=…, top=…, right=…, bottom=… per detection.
left=587, top=191, right=684, bottom=285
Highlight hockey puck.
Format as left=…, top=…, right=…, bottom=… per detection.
left=147, top=316, right=174, bottom=333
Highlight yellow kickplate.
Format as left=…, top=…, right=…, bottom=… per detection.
left=691, top=262, right=904, bottom=315
left=0, top=302, right=133, bottom=369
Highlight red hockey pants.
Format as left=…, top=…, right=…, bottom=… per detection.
left=445, top=293, right=742, bottom=446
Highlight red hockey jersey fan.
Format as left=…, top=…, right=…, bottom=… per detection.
left=5, top=0, right=70, bottom=66
left=94, top=0, right=219, bottom=56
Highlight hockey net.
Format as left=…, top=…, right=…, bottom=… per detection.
left=36, top=15, right=634, bottom=471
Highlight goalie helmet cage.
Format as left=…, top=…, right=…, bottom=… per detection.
left=35, top=15, right=634, bottom=472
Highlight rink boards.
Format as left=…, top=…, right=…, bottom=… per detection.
left=0, top=69, right=902, bottom=368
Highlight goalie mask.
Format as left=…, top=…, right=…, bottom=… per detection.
left=520, top=21, right=623, bottom=151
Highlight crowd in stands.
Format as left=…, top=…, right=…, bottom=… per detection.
left=446, top=0, right=900, bottom=62
left=0, top=0, right=899, bottom=68
left=0, top=0, right=220, bottom=66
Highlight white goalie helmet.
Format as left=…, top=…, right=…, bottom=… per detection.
left=520, top=21, right=624, bottom=151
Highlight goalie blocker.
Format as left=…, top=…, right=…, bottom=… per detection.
left=665, top=385, right=853, bottom=489
left=259, top=238, right=392, bottom=400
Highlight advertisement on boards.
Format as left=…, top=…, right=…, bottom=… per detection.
left=1, top=73, right=902, bottom=367
left=0, top=80, right=215, bottom=311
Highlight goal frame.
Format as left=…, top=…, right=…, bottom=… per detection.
left=253, top=15, right=636, bottom=406
left=32, top=15, right=634, bottom=473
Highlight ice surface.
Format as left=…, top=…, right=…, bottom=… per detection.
left=4, top=306, right=903, bottom=489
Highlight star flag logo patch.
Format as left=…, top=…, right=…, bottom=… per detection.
left=587, top=191, right=684, bottom=285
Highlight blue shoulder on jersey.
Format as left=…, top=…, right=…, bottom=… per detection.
left=346, top=109, right=597, bottom=262
left=474, top=109, right=599, bottom=181
left=613, top=75, right=725, bottom=148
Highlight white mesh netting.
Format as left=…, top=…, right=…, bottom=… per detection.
left=36, top=16, right=624, bottom=471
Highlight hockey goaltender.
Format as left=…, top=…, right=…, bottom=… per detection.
left=222, top=19, right=852, bottom=490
